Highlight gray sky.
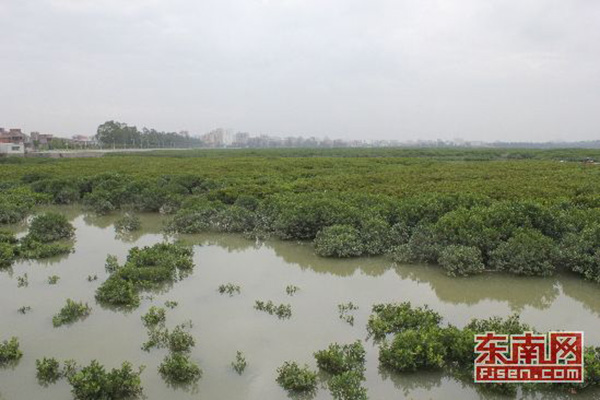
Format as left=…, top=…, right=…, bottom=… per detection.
left=1, top=0, right=599, bottom=142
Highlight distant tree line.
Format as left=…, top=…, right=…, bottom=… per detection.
left=95, top=121, right=203, bottom=149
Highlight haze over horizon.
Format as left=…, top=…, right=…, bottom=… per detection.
left=1, top=0, right=599, bottom=142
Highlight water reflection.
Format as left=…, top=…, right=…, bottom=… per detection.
left=5, top=208, right=600, bottom=400
left=179, top=232, right=257, bottom=253
left=268, top=239, right=389, bottom=277
left=393, top=263, right=561, bottom=311
left=68, top=210, right=600, bottom=317
left=560, top=278, right=600, bottom=317
left=162, top=380, right=200, bottom=395
left=0, top=359, right=21, bottom=371
left=24, top=252, right=73, bottom=266
left=378, top=366, right=443, bottom=395
left=9, top=208, right=600, bottom=321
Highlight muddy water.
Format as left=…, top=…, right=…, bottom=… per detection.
left=1, top=208, right=599, bottom=400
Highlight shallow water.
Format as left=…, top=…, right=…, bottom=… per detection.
left=1, top=208, right=599, bottom=400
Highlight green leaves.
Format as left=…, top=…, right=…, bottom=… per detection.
left=27, top=212, right=75, bottom=242
left=315, top=224, right=363, bottom=258
left=68, top=360, right=144, bottom=400
left=114, top=213, right=141, bottom=233
left=379, top=328, right=447, bottom=372
left=231, top=351, right=247, bottom=374
left=52, top=299, right=91, bottom=327
left=96, top=242, right=194, bottom=308
left=489, top=228, right=559, bottom=276
left=254, top=300, right=292, bottom=319
left=0, top=337, right=23, bottom=366
left=315, top=341, right=366, bottom=375
left=218, top=283, right=241, bottom=296
left=367, top=302, right=442, bottom=340
left=0, top=212, right=74, bottom=265
left=36, top=357, right=61, bottom=384
left=158, top=353, right=201, bottom=385
left=141, top=306, right=166, bottom=329
left=276, top=361, right=318, bottom=393
left=438, top=245, right=485, bottom=277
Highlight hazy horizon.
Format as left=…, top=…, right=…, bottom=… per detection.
left=1, top=0, right=599, bottom=142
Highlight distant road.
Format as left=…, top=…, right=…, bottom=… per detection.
left=26, top=148, right=194, bottom=158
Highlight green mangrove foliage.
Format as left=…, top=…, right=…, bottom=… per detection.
left=165, top=190, right=600, bottom=283
left=164, top=188, right=600, bottom=281
left=167, top=324, right=196, bottom=353
left=0, top=243, right=15, bottom=268
left=17, top=237, right=73, bottom=259
left=315, top=225, right=364, bottom=258
left=338, top=302, right=359, bottom=326
left=36, top=357, right=62, bottom=384
left=5, top=151, right=600, bottom=282
left=114, top=213, right=141, bottom=232
left=33, top=357, right=132, bottom=399
left=218, top=283, right=241, bottom=296
left=52, top=299, right=91, bottom=327
left=0, top=337, right=22, bottom=366
left=139, top=307, right=201, bottom=385
left=314, top=341, right=366, bottom=375
left=47, top=275, right=60, bottom=284
left=164, top=300, right=178, bottom=309
left=367, top=302, right=442, bottom=340
left=0, top=213, right=74, bottom=267
left=489, top=228, right=560, bottom=276
left=314, top=341, right=368, bottom=400
left=141, top=306, right=166, bottom=328
left=141, top=316, right=195, bottom=354
left=254, top=300, right=292, bottom=319
left=16, top=273, right=28, bottom=288
left=27, top=212, right=75, bottom=242
left=285, top=284, right=299, bottom=295
left=0, top=231, right=18, bottom=268
left=67, top=360, right=144, bottom=400
left=232, top=351, right=247, bottom=374
left=95, top=242, right=194, bottom=308
left=0, top=187, right=48, bottom=224
left=275, top=361, right=318, bottom=393
left=379, top=328, right=450, bottom=371
left=329, top=370, right=368, bottom=400
left=370, top=303, right=600, bottom=395
left=159, top=353, right=202, bottom=384
left=438, top=245, right=485, bottom=277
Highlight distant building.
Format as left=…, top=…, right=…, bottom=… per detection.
left=0, top=142, right=25, bottom=156
left=72, top=135, right=95, bottom=145
left=202, top=128, right=227, bottom=147
left=233, top=132, right=250, bottom=146
left=0, top=128, right=28, bottom=144
left=30, top=131, right=54, bottom=145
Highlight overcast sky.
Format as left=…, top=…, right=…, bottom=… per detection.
left=1, top=0, right=599, bottom=142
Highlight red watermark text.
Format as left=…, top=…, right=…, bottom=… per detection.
left=474, top=331, right=583, bottom=383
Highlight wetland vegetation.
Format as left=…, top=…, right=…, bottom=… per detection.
left=95, top=242, right=194, bottom=308
left=4, top=148, right=600, bottom=399
left=5, top=148, right=600, bottom=284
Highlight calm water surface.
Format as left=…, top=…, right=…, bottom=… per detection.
left=1, top=208, right=599, bottom=400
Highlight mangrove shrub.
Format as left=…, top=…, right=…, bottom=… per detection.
left=27, top=212, right=75, bottom=242
left=314, top=225, right=363, bottom=258
left=275, top=361, right=318, bottom=393
left=438, top=245, right=485, bottom=277
left=0, top=337, right=22, bottom=366
left=489, top=228, right=559, bottom=276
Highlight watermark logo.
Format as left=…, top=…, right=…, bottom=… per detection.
left=474, top=331, right=583, bottom=383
